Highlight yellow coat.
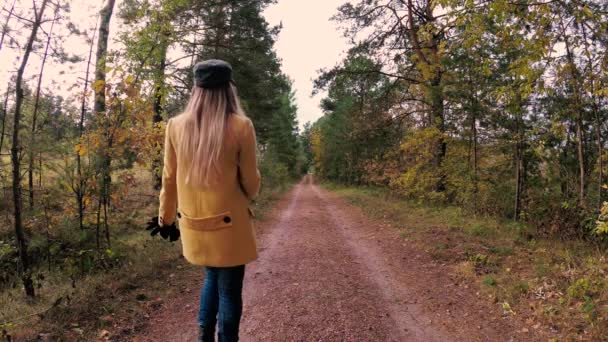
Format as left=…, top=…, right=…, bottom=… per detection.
left=158, top=113, right=261, bottom=267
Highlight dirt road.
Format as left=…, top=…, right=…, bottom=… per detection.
left=132, top=176, right=543, bottom=341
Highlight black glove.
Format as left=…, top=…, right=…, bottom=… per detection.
left=146, top=216, right=180, bottom=242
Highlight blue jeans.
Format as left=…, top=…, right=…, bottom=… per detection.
left=198, top=265, right=246, bottom=342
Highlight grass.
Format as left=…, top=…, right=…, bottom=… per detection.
left=483, top=275, right=497, bottom=287
left=1, top=172, right=293, bottom=341
left=324, top=183, right=608, bottom=341
left=1, top=221, right=186, bottom=340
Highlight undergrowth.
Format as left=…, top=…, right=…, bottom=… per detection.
left=1, top=177, right=292, bottom=341
left=325, top=183, right=608, bottom=341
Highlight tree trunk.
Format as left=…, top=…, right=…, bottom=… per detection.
left=470, top=103, right=478, bottom=215
left=514, top=145, right=523, bottom=221
left=581, top=23, right=604, bottom=211
left=0, top=0, right=16, bottom=52
left=595, top=108, right=604, bottom=210
left=43, top=198, right=51, bottom=271
left=76, top=20, right=98, bottom=231
left=38, top=152, right=42, bottom=187
left=575, top=112, right=585, bottom=208
left=93, top=0, right=116, bottom=249
left=104, top=192, right=110, bottom=248
left=93, top=0, right=116, bottom=116
left=430, top=74, right=446, bottom=192
left=96, top=194, right=102, bottom=250
left=0, top=89, right=9, bottom=154
left=561, top=126, right=573, bottom=198
left=406, top=0, right=446, bottom=193
left=152, top=38, right=168, bottom=190
left=28, top=5, right=59, bottom=209
left=563, top=28, right=586, bottom=208
left=212, top=4, right=227, bottom=57
left=12, top=0, right=50, bottom=298
left=513, top=100, right=524, bottom=221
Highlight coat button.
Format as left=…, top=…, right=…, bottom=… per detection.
left=223, top=216, right=231, bottom=224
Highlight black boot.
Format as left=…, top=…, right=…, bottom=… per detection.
left=198, top=325, right=215, bottom=342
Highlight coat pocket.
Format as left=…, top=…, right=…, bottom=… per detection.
left=179, top=211, right=234, bottom=232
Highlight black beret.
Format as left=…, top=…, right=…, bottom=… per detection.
left=193, top=59, right=233, bottom=88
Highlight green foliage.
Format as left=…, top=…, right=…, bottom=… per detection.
left=311, top=53, right=399, bottom=184
left=489, top=245, right=513, bottom=257
left=298, top=122, right=313, bottom=174
left=467, top=223, right=494, bottom=238
left=259, top=147, right=291, bottom=190
left=595, top=201, right=608, bottom=235
left=391, top=127, right=446, bottom=203
left=328, top=182, right=608, bottom=340
left=310, top=0, right=608, bottom=239
left=468, top=253, right=500, bottom=275
left=511, top=281, right=529, bottom=295
left=483, top=275, right=497, bottom=287
left=567, top=278, right=592, bottom=300
left=266, top=88, right=302, bottom=177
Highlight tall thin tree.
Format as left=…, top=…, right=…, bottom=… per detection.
left=93, top=0, right=116, bottom=248
left=0, top=88, right=10, bottom=154
left=12, top=0, right=50, bottom=298
left=0, top=0, right=16, bottom=52
left=28, top=3, right=60, bottom=208
left=75, top=19, right=98, bottom=231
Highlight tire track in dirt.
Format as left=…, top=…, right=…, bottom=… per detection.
left=131, top=175, right=544, bottom=341
left=308, top=184, right=448, bottom=341
left=239, top=176, right=448, bottom=341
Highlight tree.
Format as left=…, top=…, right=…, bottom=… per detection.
left=0, top=0, right=16, bottom=52
left=312, top=0, right=607, bottom=233
left=28, top=3, right=61, bottom=208
left=0, top=87, right=10, bottom=154
left=74, top=18, right=98, bottom=231
left=93, top=0, right=117, bottom=248
left=119, top=0, right=188, bottom=189
left=11, top=0, right=50, bottom=298
left=314, top=53, right=397, bottom=184
left=332, top=0, right=450, bottom=192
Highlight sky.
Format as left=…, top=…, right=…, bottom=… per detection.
left=0, top=1, right=100, bottom=104
left=263, top=0, right=348, bottom=128
left=0, top=0, right=349, bottom=129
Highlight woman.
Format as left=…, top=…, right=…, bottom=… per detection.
left=157, top=59, right=261, bottom=342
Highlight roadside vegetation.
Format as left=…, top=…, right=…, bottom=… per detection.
left=326, top=184, right=607, bottom=340
left=306, top=2, right=608, bottom=338
left=1, top=173, right=291, bottom=341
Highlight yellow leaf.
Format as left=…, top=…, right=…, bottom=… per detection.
left=93, top=80, right=105, bottom=93
left=74, top=143, right=87, bottom=156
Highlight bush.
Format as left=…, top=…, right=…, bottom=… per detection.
left=483, top=275, right=497, bottom=287
left=531, top=202, right=588, bottom=239
left=391, top=127, right=446, bottom=203
left=567, top=278, right=595, bottom=300
left=259, top=148, right=291, bottom=190
left=595, top=201, right=608, bottom=236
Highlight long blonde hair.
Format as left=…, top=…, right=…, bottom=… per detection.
left=179, top=83, right=245, bottom=187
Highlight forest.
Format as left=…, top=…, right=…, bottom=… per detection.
left=309, top=0, right=608, bottom=238
left=0, top=0, right=303, bottom=338
left=1, top=0, right=608, bottom=340
left=303, top=2, right=608, bottom=337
